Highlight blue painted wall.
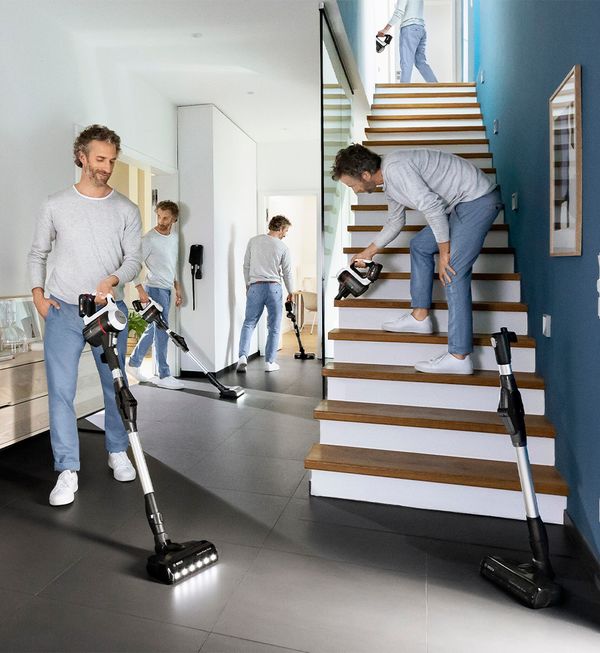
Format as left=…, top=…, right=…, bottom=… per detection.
left=475, top=0, right=600, bottom=558
left=337, top=0, right=362, bottom=67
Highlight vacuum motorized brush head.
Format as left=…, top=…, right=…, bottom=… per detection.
left=219, top=386, right=245, bottom=399
left=480, top=556, right=562, bottom=609
left=147, top=540, right=218, bottom=585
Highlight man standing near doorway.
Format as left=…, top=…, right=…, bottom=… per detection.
left=378, top=0, right=438, bottom=83
left=237, top=215, right=293, bottom=373
left=127, top=200, right=183, bottom=390
left=332, top=144, right=502, bottom=375
left=28, top=124, right=142, bottom=506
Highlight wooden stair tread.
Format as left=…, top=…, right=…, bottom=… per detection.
left=344, top=246, right=513, bottom=255
left=323, top=361, right=544, bottom=389
left=348, top=224, right=507, bottom=232
left=377, top=272, right=520, bottom=281
left=369, top=114, right=483, bottom=121
left=334, top=298, right=526, bottom=312
left=328, top=328, right=536, bottom=348
left=372, top=103, right=481, bottom=110
left=304, top=444, right=567, bottom=495
left=375, top=83, right=476, bottom=87
left=365, top=126, right=485, bottom=133
left=362, top=141, right=491, bottom=150
left=374, top=92, right=477, bottom=99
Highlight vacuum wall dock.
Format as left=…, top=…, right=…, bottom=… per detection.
left=480, top=327, right=562, bottom=608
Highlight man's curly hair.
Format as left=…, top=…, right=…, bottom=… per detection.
left=331, top=144, right=381, bottom=180
left=156, top=200, right=179, bottom=220
left=73, top=124, right=121, bottom=168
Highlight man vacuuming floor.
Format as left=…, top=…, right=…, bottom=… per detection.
left=332, top=144, right=504, bottom=375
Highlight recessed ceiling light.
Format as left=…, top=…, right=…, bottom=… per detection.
left=191, top=32, right=203, bottom=38
left=247, top=91, right=255, bottom=95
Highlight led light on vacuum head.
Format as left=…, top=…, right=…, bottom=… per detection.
left=148, top=539, right=219, bottom=585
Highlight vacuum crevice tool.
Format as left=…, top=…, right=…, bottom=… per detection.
left=133, top=299, right=244, bottom=399
left=79, top=294, right=218, bottom=584
left=479, top=327, right=562, bottom=609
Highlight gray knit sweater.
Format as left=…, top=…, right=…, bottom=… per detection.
left=28, top=186, right=142, bottom=304
left=374, top=149, right=496, bottom=247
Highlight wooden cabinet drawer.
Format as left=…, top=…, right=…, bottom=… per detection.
left=0, top=359, right=47, bottom=407
left=0, top=395, right=50, bottom=446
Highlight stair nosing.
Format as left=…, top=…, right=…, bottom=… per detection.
left=334, top=298, right=527, bottom=312
left=328, top=328, right=536, bottom=348
left=322, top=361, right=544, bottom=389
left=305, top=444, right=567, bottom=495
left=348, top=224, right=507, bottom=232
left=343, top=246, right=513, bottom=255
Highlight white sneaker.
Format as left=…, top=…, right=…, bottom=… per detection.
left=265, top=361, right=280, bottom=372
left=127, top=363, right=152, bottom=383
left=382, top=313, right=433, bottom=334
left=236, top=356, right=248, bottom=373
left=415, top=352, right=474, bottom=375
left=49, top=470, right=78, bottom=506
left=108, top=451, right=137, bottom=482
left=154, top=375, right=184, bottom=390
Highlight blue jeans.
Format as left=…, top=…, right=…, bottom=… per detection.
left=44, top=297, right=129, bottom=471
left=400, top=24, right=438, bottom=83
left=409, top=189, right=503, bottom=355
left=129, top=286, right=171, bottom=379
left=238, top=283, right=283, bottom=363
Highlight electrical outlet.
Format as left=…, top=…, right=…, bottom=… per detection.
left=493, top=119, right=499, bottom=134
left=511, top=192, right=519, bottom=211
left=542, top=314, right=551, bottom=338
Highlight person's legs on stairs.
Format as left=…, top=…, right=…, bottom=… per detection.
left=414, top=28, right=438, bottom=83
left=399, top=25, right=422, bottom=83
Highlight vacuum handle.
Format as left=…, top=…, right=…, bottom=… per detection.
left=490, top=327, right=517, bottom=367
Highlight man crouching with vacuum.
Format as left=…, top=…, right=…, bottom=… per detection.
left=332, top=144, right=503, bottom=375
left=27, top=125, right=142, bottom=506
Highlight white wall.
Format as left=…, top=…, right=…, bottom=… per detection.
left=0, top=3, right=177, bottom=298
left=257, top=141, right=321, bottom=195
left=178, top=105, right=257, bottom=372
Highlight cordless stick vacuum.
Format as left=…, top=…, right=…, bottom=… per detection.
left=79, top=294, right=218, bottom=584
left=132, top=298, right=244, bottom=399
left=480, top=327, right=562, bottom=608
left=285, top=300, right=315, bottom=360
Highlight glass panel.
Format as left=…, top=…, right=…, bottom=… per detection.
left=321, top=17, right=353, bottom=362
left=0, top=296, right=43, bottom=353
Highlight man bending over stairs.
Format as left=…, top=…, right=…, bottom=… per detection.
left=332, top=144, right=503, bottom=375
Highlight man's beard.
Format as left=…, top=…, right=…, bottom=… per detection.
left=86, top=165, right=111, bottom=187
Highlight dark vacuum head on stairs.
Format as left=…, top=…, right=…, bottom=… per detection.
left=147, top=540, right=218, bottom=585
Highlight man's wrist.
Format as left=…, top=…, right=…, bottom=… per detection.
left=32, top=287, right=44, bottom=298
left=106, top=275, right=119, bottom=287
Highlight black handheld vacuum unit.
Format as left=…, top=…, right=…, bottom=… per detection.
left=79, top=294, right=218, bottom=584
left=285, top=300, right=315, bottom=360
left=335, top=260, right=383, bottom=301
left=376, top=34, right=392, bottom=53
left=132, top=298, right=244, bottom=400
left=480, top=327, right=562, bottom=609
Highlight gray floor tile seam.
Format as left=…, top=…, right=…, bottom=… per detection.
left=203, top=632, right=310, bottom=653
left=31, top=587, right=214, bottom=636
left=194, top=447, right=312, bottom=467
left=33, top=554, right=88, bottom=598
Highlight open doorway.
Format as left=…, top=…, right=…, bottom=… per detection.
left=259, top=194, right=319, bottom=358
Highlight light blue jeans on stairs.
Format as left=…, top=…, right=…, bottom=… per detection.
left=409, top=189, right=504, bottom=355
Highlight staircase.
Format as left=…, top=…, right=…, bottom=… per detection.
left=306, top=82, right=568, bottom=524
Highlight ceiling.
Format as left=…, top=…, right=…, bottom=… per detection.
left=38, top=0, right=323, bottom=143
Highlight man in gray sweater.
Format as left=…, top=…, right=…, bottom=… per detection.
left=28, top=125, right=142, bottom=506
left=237, top=215, right=293, bottom=373
left=332, top=144, right=503, bottom=375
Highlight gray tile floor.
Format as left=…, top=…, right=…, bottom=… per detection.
left=0, top=354, right=599, bottom=652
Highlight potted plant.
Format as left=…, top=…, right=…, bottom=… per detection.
left=127, top=310, right=148, bottom=355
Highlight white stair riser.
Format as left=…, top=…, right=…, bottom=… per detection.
left=352, top=209, right=505, bottom=227
left=365, top=130, right=487, bottom=141
left=350, top=229, right=507, bottom=248
left=338, top=307, right=527, bottom=333
left=347, top=252, right=514, bottom=273
left=326, top=377, right=545, bottom=414
left=375, top=85, right=476, bottom=94
left=332, top=341, right=536, bottom=373
left=310, top=471, right=566, bottom=524
left=366, top=142, right=493, bottom=156
left=372, top=106, right=482, bottom=116
left=367, top=278, right=520, bottom=303
left=324, top=97, right=350, bottom=106
left=319, top=421, right=554, bottom=465
left=373, top=96, right=479, bottom=105
left=368, top=118, right=484, bottom=128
